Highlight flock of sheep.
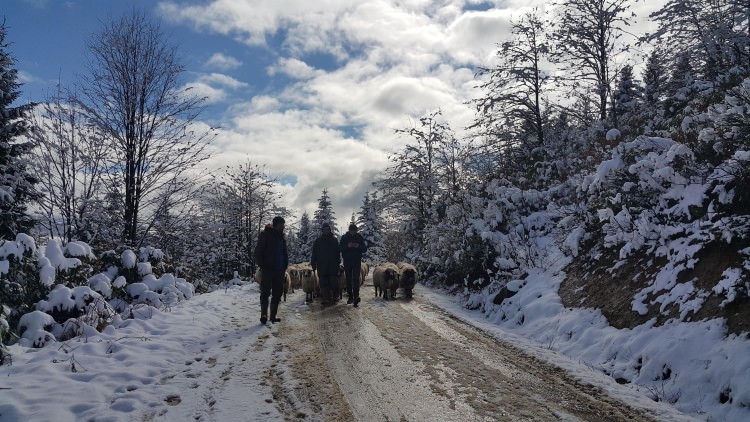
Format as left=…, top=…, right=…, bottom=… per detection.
left=257, top=262, right=419, bottom=303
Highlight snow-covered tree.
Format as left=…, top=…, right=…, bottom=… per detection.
left=642, top=50, right=667, bottom=109
left=75, top=11, right=214, bottom=246
left=182, top=161, right=284, bottom=281
left=0, top=22, right=39, bottom=240
left=473, top=9, right=549, bottom=151
left=611, top=64, right=641, bottom=133
left=375, top=111, right=446, bottom=236
left=29, top=85, right=108, bottom=243
left=550, top=0, right=637, bottom=122
left=293, top=211, right=313, bottom=264
left=312, top=188, right=337, bottom=235
left=647, top=1, right=750, bottom=80
left=357, top=192, right=383, bottom=264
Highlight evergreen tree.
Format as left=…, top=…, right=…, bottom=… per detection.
left=295, top=211, right=313, bottom=263
left=0, top=22, right=39, bottom=240
left=611, top=64, right=641, bottom=132
left=312, top=188, right=337, bottom=235
left=662, top=52, right=696, bottom=128
left=642, top=50, right=667, bottom=109
left=647, top=0, right=750, bottom=80
left=357, top=192, right=383, bottom=263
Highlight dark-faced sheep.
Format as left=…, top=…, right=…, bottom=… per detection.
left=373, top=263, right=399, bottom=300
left=335, top=264, right=346, bottom=300
left=286, top=264, right=304, bottom=290
left=397, top=263, right=418, bottom=298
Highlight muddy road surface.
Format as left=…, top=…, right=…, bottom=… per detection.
left=265, top=284, right=661, bottom=422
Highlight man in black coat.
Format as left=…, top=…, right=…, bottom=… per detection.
left=254, top=216, right=289, bottom=324
left=311, top=222, right=340, bottom=306
left=340, top=223, right=367, bottom=307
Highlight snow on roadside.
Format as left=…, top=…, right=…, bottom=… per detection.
left=0, top=283, right=283, bottom=422
left=422, top=269, right=749, bottom=422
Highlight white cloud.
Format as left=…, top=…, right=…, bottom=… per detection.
left=17, top=70, right=40, bottom=84
left=157, top=0, right=358, bottom=47
left=267, top=58, right=321, bottom=80
left=205, top=52, right=242, bottom=70
left=182, top=72, right=249, bottom=105
left=172, top=0, right=667, bottom=221
left=446, top=9, right=514, bottom=64
left=199, top=73, right=249, bottom=89
left=184, top=82, right=226, bottom=104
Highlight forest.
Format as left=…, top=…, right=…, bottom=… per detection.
left=2, top=0, right=750, bottom=378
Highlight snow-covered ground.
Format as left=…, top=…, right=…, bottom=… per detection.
left=1, top=282, right=284, bottom=421
left=430, top=266, right=750, bottom=422
left=0, top=272, right=746, bottom=421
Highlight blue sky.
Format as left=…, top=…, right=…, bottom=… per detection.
left=6, top=0, right=291, bottom=126
left=3, top=0, right=662, bottom=227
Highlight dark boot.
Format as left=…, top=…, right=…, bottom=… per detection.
left=270, top=302, right=281, bottom=323
left=260, top=302, right=268, bottom=324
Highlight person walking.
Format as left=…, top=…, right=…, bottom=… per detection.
left=254, top=216, right=289, bottom=324
left=310, top=222, right=340, bottom=306
left=340, top=223, right=367, bottom=307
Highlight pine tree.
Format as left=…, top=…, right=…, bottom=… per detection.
left=611, top=64, right=641, bottom=132
left=357, top=192, right=383, bottom=263
left=663, top=52, right=695, bottom=126
left=642, top=50, right=667, bottom=108
left=312, top=188, right=337, bottom=235
left=295, top=211, right=313, bottom=263
left=0, top=22, right=39, bottom=240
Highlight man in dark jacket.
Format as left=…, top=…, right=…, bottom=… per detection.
left=254, top=216, right=289, bottom=324
left=340, top=223, right=367, bottom=307
left=310, top=222, right=340, bottom=306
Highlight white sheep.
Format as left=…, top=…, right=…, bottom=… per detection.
left=360, top=262, right=369, bottom=287
left=373, top=263, right=399, bottom=300
left=299, top=264, right=318, bottom=303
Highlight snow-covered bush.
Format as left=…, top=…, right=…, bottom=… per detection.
left=0, top=234, right=44, bottom=347
left=1, top=238, right=195, bottom=349
left=468, top=180, right=563, bottom=277
left=41, top=238, right=94, bottom=288
left=17, top=310, right=55, bottom=348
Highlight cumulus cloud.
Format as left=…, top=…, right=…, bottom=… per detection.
left=267, top=58, right=320, bottom=80
left=182, top=72, right=250, bottom=104
left=205, top=52, right=242, bottom=70
left=171, top=0, right=665, bottom=220
left=184, top=82, right=227, bottom=104
left=199, top=73, right=249, bottom=89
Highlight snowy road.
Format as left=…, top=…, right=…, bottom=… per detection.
left=0, top=280, right=694, bottom=421
left=264, top=286, right=659, bottom=422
